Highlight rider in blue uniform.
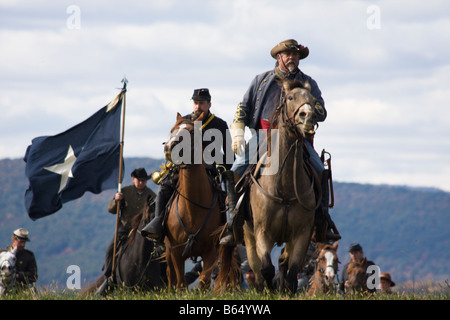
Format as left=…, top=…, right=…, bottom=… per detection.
left=141, top=89, right=233, bottom=241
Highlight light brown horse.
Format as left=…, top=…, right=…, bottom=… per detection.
left=307, top=241, right=339, bottom=295
left=243, top=79, right=319, bottom=293
left=163, top=112, right=238, bottom=291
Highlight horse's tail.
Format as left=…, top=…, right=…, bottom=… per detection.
left=214, top=244, right=241, bottom=292
left=210, top=227, right=241, bottom=292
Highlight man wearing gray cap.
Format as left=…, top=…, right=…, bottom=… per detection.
left=339, top=242, right=376, bottom=294
left=1, top=228, right=38, bottom=289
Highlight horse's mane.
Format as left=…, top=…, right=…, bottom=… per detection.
left=170, top=112, right=206, bottom=132
left=126, top=202, right=152, bottom=245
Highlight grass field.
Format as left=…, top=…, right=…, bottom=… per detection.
left=1, top=281, right=448, bottom=300
left=1, top=284, right=447, bottom=319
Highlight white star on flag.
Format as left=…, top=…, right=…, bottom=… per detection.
left=44, top=145, right=77, bottom=193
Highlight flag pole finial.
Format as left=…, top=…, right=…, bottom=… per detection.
left=121, top=76, right=128, bottom=91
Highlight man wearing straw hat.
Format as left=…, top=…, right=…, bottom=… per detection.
left=380, top=272, right=395, bottom=294
left=2, top=228, right=38, bottom=289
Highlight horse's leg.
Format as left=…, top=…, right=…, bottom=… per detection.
left=198, top=249, right=215, bottom=291
left=286, top=230, right=312, bottom=294
left=243, top=222, right=264, bottom=291
left=278, top=248, right=289, bottom=292
left=172, top=249, right=187, bottom=290
left=255, top=228, right=275, bottom=290
left=165, top=247, right=177, bottom=290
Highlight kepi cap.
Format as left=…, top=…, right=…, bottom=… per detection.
left=192, top=88, right=211, bottom=101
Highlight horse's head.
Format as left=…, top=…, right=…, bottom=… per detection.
left=316, top=241, right=339, bottom=287
left=0, top=248, right=17, bottom=284
left=164, top=112, right=206, bottom=164
left=279, top=79, right=317, bottom=138
left=347, top=257, right=368, bottom=292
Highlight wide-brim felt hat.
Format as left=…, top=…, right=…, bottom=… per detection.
left=271, top=39, right=309, bottom=60
left=13, top=228, right=30, bottom=242
left=131, top=168, right=151, bottom=180
left=380, top=272, right=396, bottom=287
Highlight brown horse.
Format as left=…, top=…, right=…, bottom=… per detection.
left=243, top=79, right=319, bottom=293
left=307, top=241, right=339, bottom=295
left=346, top=257, right=369, bottom=293
left=163, top=112, right=238, bottom=291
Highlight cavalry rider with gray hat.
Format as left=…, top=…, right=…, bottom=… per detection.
left=220, top=39, right=341, bottom=246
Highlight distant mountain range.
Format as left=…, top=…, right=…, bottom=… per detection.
left=0, top=157, right=448, bottom=289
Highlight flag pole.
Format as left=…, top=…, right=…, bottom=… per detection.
left=111, top=77, right=128, bottom=279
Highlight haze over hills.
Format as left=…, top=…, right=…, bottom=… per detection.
left=0, top=157, right=448, bottom=289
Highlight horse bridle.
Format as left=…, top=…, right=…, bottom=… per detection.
left=314, top=250, right=339, bottom=289
left=280, top=91, right=317, bottom=139
left=252, top=88, right=321, bottom=212
left=166, top=117, right=220, bottom=258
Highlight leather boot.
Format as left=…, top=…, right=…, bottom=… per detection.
left=316, top=169, right=341, bottom=242
left=219, top=170, right=243, bottom=246
left=141, top=184, right=172, bottom=241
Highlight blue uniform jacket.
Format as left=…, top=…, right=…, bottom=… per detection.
left=233, top=69, right=326, bottom=129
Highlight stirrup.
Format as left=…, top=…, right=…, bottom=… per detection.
left=219, top=229, right=236, bottom=246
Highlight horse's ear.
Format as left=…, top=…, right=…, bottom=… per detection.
left=11, top=246, right=18, bottom=256
left=304, top=81, right=311, bottom=92
left=317, top=242, right=324, bottom=250
left=197, top=112, right=206, bottom=122
left=282, top=80, right=292, bottom=93
left=176, top=112, right=183, bottom=120
left=361, top=257, right=367, bottom=266
left=332, top=241, right=339, bottom=251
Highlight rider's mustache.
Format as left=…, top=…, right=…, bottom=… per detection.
left=286, top=60, right=297, bottom=72
left=286, top=59, right=297, bottom=66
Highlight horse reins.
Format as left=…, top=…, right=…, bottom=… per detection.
left=173, top=191, right=218, bottom=258
left=167, top=115, right=221, bottom=257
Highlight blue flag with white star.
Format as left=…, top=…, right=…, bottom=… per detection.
left=24, top=91, right=124, bottom=220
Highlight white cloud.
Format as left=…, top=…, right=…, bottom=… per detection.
left=1, top=0, right=450, bottom=191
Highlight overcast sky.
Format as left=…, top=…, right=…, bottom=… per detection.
left=1, top=0, right=449, bottom=192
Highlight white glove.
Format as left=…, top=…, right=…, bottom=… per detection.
left=230, top=122, right=246, bottom=156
